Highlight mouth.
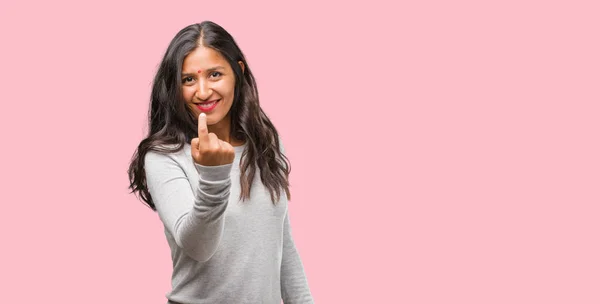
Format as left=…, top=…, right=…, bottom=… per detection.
left=196, top=99, right=220, bottom=112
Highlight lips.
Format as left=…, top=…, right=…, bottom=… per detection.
left=196, top=99, right=220, bottom=112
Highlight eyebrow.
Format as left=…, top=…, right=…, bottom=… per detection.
left=182, top=66, right=226, bottom=76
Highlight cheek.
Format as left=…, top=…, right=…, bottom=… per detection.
left=182, top=87, right=194, bottom=101
left=217, top=79, right=236, bottom=96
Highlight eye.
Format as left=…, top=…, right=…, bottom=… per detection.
left=182, top=76, right=195, bottom=84
left=209, top=71, right=222, bottom=78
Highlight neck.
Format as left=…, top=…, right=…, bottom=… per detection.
left=207, top=114, right=243, bottom=146
left=208, top=118, right=230, bottom=142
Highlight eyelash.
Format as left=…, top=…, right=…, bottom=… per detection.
left=182, top=72, right=223, bottom=84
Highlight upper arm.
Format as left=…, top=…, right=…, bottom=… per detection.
left=144, top=151, right=194, bottom=240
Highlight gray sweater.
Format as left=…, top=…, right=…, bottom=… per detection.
left=144, top=141, right=313, bottom=304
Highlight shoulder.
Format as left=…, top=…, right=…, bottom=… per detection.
left=144, top=143, right=190, bottom=168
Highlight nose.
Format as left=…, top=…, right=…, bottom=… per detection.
left=195, top=78, right=212, bottom=101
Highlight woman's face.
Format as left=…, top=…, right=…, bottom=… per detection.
left=181, top=46, right=244, bottom=127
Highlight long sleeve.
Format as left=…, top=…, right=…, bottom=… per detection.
left=280, top=209, right=314, bottom=303
left=144, top=150, right=232, bottom=262
left=276, top=136, right=314, bottom=303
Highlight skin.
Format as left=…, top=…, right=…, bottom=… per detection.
left=191, top=113, right=235, bottom=166
left=181, top=45, right=245, bottom=146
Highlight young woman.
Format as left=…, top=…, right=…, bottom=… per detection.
left=127, top=21, right=314, bottom=304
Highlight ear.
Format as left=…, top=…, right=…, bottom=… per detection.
left=238, top=61, right=245, bottom=74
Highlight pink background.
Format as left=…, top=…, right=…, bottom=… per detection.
left=1, top=0, right=598, bottom=303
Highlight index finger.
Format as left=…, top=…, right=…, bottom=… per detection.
left=197, top=113, right=209, bottom=143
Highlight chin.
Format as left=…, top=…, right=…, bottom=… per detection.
left=206, top=114, right=224, bottom=125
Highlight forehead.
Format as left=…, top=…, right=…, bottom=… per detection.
left=182, top=46, right=229, bottom=71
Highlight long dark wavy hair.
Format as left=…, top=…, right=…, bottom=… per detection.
left=127, top=21, right=291, bottom=211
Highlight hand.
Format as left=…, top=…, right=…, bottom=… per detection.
left=191, top=113, right=235, bottom=166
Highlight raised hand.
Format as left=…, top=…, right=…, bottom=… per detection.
left=191, top=113, right=235, bottom=166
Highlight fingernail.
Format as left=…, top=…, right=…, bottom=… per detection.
left=200, top=113, right=206, bottom=118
